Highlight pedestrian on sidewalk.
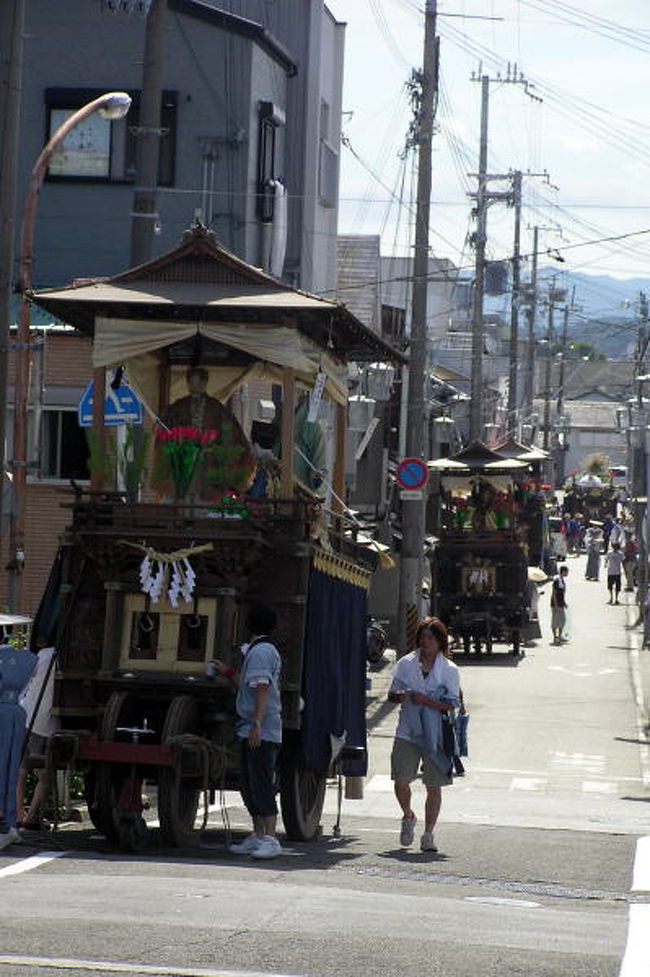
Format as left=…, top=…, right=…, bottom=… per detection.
left=213, top=603, right=283, bottom=860
left=604, top=542, right=624, bottom=605
left=623, top=531, right=638, bottom=592
left=387, top=617, right=460, bottom=854
left=550, top=565, right=569, bottom=645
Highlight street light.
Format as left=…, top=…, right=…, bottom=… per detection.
left=8, top=91, right=131, bottom=610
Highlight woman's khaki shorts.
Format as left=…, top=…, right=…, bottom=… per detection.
left=390, top=737, right=452, bottom=787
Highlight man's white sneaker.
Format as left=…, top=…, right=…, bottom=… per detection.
left=250, top=835, right=282, bottom=859
left=420, top=831, right=438, bottom=852
left=400, top=814, right=416, bottom=847
left=8, top=827, right=23, bottom=845
left=229, top=832, right=261, bottom=854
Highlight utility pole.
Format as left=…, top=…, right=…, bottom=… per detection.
left=556, top=284, right=576, bottom=422
left=555, top=286, right=575, bottom=486
left=522, top=225, right=539, bottom=430
left=0, top=0, right=25, bottom=532
left=634, top=291, right=648, bottom=638
left=130, top=0, right=167, bottom=266
left=397, top=0, right=439, bottom=655
left=506, top=170, right=522, bottom=434
left=469, top=74, right=489, bottom=441
left=468, top=67, right=540, bottom=441
left=542, top=281, right=555, bottom=454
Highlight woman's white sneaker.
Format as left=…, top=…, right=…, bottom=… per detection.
left=400, top=814, right=416, bottom=847
left=420, top=831, right=438, bottom=852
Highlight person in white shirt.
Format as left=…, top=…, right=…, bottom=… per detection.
left=387, top=617, right=460, bottom=854
left=604, top=542, right=625, bottom=605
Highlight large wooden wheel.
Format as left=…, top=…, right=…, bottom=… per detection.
left=280, top=742, right=327, bottom=841
left=158, top=695, right=202, bottom=847
left=86, top=691, right=148, bottom=850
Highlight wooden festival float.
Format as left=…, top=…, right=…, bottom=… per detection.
left=30, top=224, right=405, bottom=849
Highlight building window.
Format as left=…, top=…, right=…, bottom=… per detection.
left=45, top=87, right=177, bottom=186
left=42, top=410, right=90, bottom=480
left=48, top=109, right=112, bottom=178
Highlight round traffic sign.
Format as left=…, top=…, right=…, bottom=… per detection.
left=396, top=456, right=428, bottom=491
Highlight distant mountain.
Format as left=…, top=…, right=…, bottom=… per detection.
left=538, top=268, right=648, bottom=360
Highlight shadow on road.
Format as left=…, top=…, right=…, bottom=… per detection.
left=376, top=847, right=451, bottom=865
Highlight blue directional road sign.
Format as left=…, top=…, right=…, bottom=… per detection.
left=78, top=378, right=144, bottom=427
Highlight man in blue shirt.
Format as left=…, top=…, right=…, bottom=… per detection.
left=215, top=603, right=282, bottom=859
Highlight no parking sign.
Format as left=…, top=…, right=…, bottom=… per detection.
left=396, top=457, right=428, bottom=492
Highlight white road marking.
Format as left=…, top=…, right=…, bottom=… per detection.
left=464, top=896, right=542, bottom=909
left=582, top=781, right=619, bottom=794
left=550, top=751, right=605, bottom=773
left=619, top=905, right=650, bottom=977
left=547, top=665, right=618, bottom=678
left=509, top=777, right=547, bottom=792
left=0, top=851, right=67, bottom=880
left=631, top=836, right=650, bottom=892
left=0, top=958, right=299, bottom=977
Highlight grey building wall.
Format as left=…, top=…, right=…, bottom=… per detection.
left=202, top=0, right=345, bottom=293
left=380, top=255, right=458, bottom=349
left=4, top=0, right=301, bottom=294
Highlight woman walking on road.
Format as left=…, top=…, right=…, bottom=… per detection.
left=585, top=526, right=601, bottom=581
left=387, top=617, right=460, bottom=854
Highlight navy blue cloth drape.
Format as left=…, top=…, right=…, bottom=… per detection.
left=31, top=549, right=62, bottom=652
left=300, top=567, right=368, bottom=776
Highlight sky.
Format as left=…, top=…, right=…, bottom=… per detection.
left=325, top=0, right=650, bottom=316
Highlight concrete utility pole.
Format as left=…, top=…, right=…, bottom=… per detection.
left=130, top=0, right=167, bottom=266
left=468, top=66, right=538, bottom=441
left=556, top=284, right=576, bottom=422
left=469, top=74, right=489, bottom=442
left=0, top=0, right=25, bottom=530
left=522, top=225, right=539, bottom=429
left=634, top=291, right=648, bottom=638
left=555, top=286, right=575, bottom=486
left=506, top=170, right=522, bottom=434
left=542, top=281, right=555, bottom=454
left=397, top=0, right=439, bottom=655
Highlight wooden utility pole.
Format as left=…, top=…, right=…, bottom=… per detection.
left=130, top=0, right=167, bottom=266
left=0, top=0, right=25, bottom=536
left=397, top=0, right=439, bottom=655
left=469, top=74, right=489, bottom=441
left=506, top=169, right=522, bottom=434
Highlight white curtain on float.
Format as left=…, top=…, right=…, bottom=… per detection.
left=92, top=316, right=348, bottom=411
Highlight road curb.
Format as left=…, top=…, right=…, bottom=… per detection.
left=625, top=606, right=650, bottom=791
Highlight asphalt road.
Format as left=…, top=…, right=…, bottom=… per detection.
left=1, top=552, right=649, bottom=977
